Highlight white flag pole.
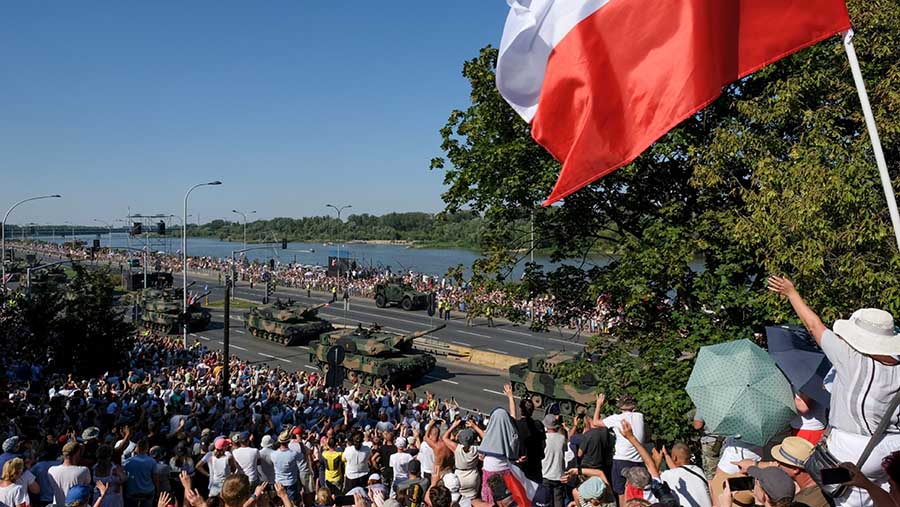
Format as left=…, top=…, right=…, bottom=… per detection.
left=843, top=30, right=900, bottom=254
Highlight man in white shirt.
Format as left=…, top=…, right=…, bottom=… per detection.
left=595, top=394, right=646, bottom=507
left=48, top=442, right=91, bottom=507
left=231, top=433, right=260, bottom=487
left=389, top=438, right=413, bottom=493
left=343, top=433, right=372, bottom=491
left=620, top=421, right=711, bottom=507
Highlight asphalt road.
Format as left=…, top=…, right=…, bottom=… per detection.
left=189, top=307, right=511, bottom=414
left=183, top=272, right=587, bottom=359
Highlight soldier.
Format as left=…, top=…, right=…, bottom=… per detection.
left=331, top=286, right=337, bottom=303
left=444, top=301, right=451, bottom=321
left=486, top=305, right=494, bottom=328
left=438, top=300, right=444, bottom=320
left=342, top=288, right=350, bottom=311
left=306, top=282, right=311, bottom=299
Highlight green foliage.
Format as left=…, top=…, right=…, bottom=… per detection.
left=0, top=263, right=133, bottom=378
left=433, top=0, right=900, bottom=442
left=187, top=211, right=487, bottom=249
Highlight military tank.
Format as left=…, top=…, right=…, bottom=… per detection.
left=509, top=351, right=599, bottom=416
left=28, top=265, right=69, bottom=290
left=309, top=323, right=445, bottom=387
left=137, top=287, right=211, bottom=334
left=244, top=300, right=333, bottom=346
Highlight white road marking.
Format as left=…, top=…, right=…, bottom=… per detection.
left=303, top=365, right=318, bottom=370
left=458, top=330, right=490, bottom=338
left=258, top=352, right=293, bottom=364
left=233, top=329, right=245, bottom=335
left=499, top=328, right=532, bottom=337
left=425, top=375, right=459, bottom=385
left=451, top=341, right=472, bottom=347
left=505, top=340, right=545, bottom=350
left=297, top=345, right=310, bottom=350
left=230, top=345, right=248, bottom=351
left=482, top=388, right=521, bottom=399
left=486, top=348, right=507, bottom=354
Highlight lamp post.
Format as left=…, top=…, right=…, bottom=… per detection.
left=183, top=181, right=222, bottom=346
left=2, top=194, right=61, bottom=290
left=325, top=204, right=351, bottom=278
left=231, top=209, right=256, bottom=249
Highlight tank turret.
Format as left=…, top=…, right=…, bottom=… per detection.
left=309, top=324, right=442, bottom=387
left=245, top=300, right=333, bottom=346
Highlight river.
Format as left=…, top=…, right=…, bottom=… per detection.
left=37, top=233, right=615, bottom=279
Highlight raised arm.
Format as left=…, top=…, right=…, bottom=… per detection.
left=442, top=420, right=460, bottom=452
left=503, top=384, right=516, bottom=419
left=620, top=421, right=659, bottom=478
left=768, top=276, right=826, bottom=345
left=591, top=394, right=606, bottom=427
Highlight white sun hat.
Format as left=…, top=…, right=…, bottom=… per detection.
left=833, top=308, right=900, bottom=355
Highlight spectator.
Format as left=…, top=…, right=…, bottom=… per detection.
left=622, top=467, right=656, bottom=505
left=734, top=436, right=828, bottom=507
left=515, top=399, right=545, bottom=484
left=1, top=458, right=29, bottom=507
left=540, top=414, right=566, bottom=507
left=149, top=447, right=172, bottom=498
left=790, top=392, right=827, bottom=445
left=92, top=446, right=125, bottom=507
left=840, top=450, right=900, bottom=507
left=594, top=394, right=646, bottom=507
left=572, top=477, right=610, bottom=507
left=257, top=436, right=276, bottom=485
left=0, top=438, right=21, bottom=472
left=389, top=439, right=413, bottom=492
left=770, top=276, right=900, bottom=507
left=621, top=421, right=711, bottom=507
left=321, top=438, right=345, bottom=496
left=442, top=422, right=480, bottom=501
left=744, top=467, right=795, bottom=507
left=477, top=386, right=520, bottom=504
left=31, top=450, right=61, bottom=507
left=394, top=461, right=428, bottom=507
left=231, top=433, right=259, bottom=488
left=344, top=433, right=372, bottom=492
left=122, top=439, right=157, bottom=507
left=48, top=443, right=91, bottom=507
left=270, top=432, right=303, bottom=504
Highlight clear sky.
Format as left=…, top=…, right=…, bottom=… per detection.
left=0, top=2, right=510, bottom=225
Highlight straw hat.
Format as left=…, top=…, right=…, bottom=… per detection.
left=771, top=437, right=814, bottom=468
left=834, top=309, right=900, bottom=355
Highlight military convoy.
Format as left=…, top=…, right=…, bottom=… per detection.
left=244, top=300, right=333, bottom=346
left=309, top=323, right=444, bottom=386
left=508, top=351, right=600, bottom=416
left=136, top=287, right=212, bottom=334
left=373, top=281, right=429, bottom=311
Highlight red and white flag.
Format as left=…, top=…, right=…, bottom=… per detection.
left=497, top=0, right=851, bottom=204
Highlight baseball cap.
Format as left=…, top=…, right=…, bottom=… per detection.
left=66, top=484, right=93, bottom=506
left=214, top=438, right=233, bottom=450
left=749, top=466, right=795, bottom=502
left=291, top=426, right=303, bottom=436
left=542, top=414, right=559, bottom=430
left=369, top=473, right=382, bottom=482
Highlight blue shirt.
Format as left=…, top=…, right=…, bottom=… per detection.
left=270, top=448, right=301, bottom=486
left=124, top=454, right=157, bottom=496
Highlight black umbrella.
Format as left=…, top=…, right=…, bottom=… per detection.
left=766, top=325, right=832, bottom=407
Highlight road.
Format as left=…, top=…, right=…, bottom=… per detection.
left=188, top=306, right=511, bottom=414
left=183, top=272, right=587, bottom=359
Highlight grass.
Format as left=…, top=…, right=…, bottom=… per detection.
left=207, top=297, right=258, bottom=310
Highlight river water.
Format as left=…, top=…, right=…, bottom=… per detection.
left=38, top=233, right=615, bottom=279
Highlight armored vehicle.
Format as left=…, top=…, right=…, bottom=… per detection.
left=137, top=287, right=211, bottom=334
left=509, top=351, right=599, bottom=416
left=27, top=265, right=68, bottom=289
left=309, top=323, right=445, bottom=386
left=245, top=300, right=333, bottom=346
left=374, top=281, right=428, bottom=311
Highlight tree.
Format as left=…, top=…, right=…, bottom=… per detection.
left=431, top=0, right=900, bottom=441
left=0, top=264, right=133, bottom=379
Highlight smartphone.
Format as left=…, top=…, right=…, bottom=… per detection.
left=727, top=476, right=755, bottom=491
left=334, top=496, right=356, bottom=506
left=821, top=467, right=853, bottom=485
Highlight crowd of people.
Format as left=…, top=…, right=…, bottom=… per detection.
left=4, top=246, right=899, bottom=507
left=13, top=241, right=623, bottom=334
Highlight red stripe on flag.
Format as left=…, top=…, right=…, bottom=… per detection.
left=533, top=0, right=851, bottom=204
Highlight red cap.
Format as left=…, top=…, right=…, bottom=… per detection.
left=291, top=427, right=303, bottom=436
left=214, top=438, right=232, bottom=450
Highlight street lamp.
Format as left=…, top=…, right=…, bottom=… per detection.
left=94, top=219, right=113, bottom=247
left=183, top=181, right=222, bottom=346
left=2, top=194, right=61, bottom=290
left=325, top=204, right=351, bottom=278
left=231, top=209, right=256, bottom=249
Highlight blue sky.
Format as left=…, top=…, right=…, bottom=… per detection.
left=0, top=2, right=510, bottom=225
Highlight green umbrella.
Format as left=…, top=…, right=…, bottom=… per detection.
left=686, top=339, right=796, bottom=446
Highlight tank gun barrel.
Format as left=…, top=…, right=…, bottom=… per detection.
left=401, top=324, right=446, bottom=341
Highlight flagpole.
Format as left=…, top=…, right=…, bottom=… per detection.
left=843, top=30, right=900, bottom=254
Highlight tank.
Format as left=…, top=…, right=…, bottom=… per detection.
left=374, top=281, right=429, bottom=311
left=309, top=323, right=445, bottom=387
left=508, top=351, right=599, bottom=416
left=28, top=265, right=68, bottom=289
left=137, top=287, right=211, bottom=334
left=245, top=300, right=334, bottom=346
